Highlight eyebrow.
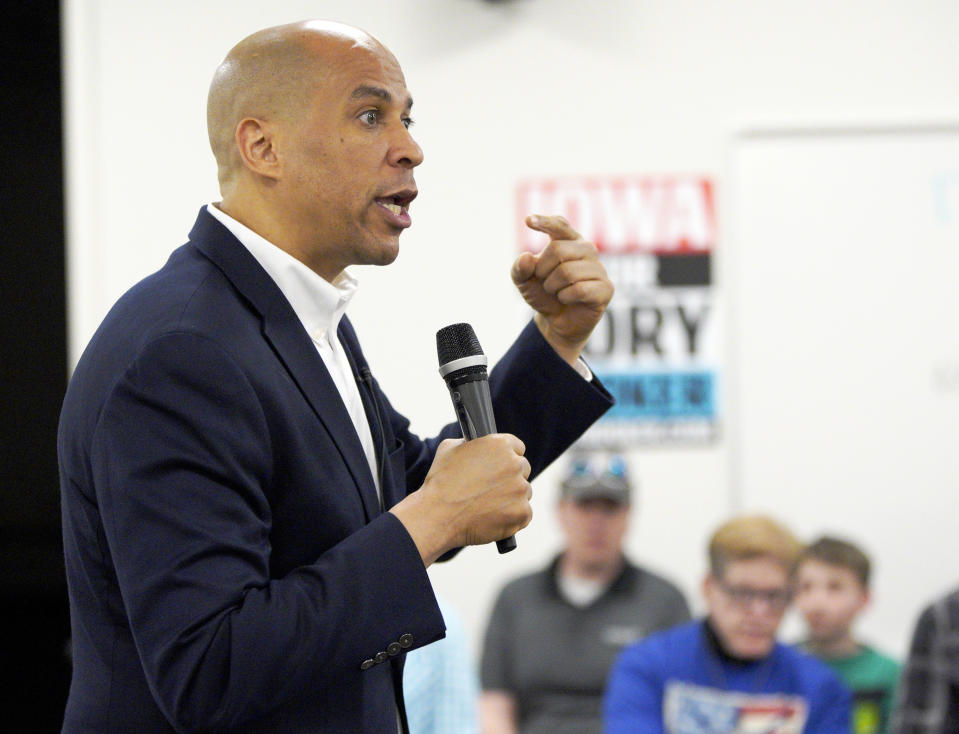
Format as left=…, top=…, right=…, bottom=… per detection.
left=351, top=85, right=413, bottom=110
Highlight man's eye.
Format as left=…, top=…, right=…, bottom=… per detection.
left=402, top=117, right=415, bottom=130
left=362, top=110, right=378, bottom=126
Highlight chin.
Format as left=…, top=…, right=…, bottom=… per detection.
left=373, top=251, right=399, bottom=267
left=351, top=235, right=400, bottom=268
left=375, top=240, right=401, bottom=266
left=732, top=637, right=775, bottom=660
left=809, top=626, right=833, bottom=641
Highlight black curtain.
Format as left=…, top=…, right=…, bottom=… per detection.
left=1, top=1, right=72, bottom=730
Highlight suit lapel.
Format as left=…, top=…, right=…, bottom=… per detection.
left=188, top=208, right=381, bottom=522
left=337, top=321, right=389, bottom=507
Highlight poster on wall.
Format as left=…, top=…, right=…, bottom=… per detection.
left=517, top=175, right=720, bottom=447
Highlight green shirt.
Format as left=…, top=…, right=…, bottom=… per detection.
left=804, top=643, right=901, bottom=734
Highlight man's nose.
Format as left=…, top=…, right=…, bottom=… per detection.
left=390, top=125, right=424, bottom=168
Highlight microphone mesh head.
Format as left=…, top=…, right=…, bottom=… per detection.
left=436, top=322, right=484, bottom=366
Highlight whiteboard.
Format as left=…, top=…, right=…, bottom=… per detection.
left=727, top=126, right=959, bottom=657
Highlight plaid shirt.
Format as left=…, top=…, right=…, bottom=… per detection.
left=403, top=598, right=479, bottom=734
left=890, top=588, right=959, bottom=733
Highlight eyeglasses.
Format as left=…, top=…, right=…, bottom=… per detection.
left=716, top=580, right=792, bottom=610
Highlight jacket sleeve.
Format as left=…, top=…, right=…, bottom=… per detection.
left=91, top=331, right=444, bottom=732
left=362, top=318, right=614, bottom=502
left=488, top=320, right=614, bottom=472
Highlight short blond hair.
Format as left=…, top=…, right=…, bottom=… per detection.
left=708, top=514, right=803, bottom=578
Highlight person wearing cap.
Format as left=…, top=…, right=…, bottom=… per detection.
left=479, top=454, right=691, bottom=734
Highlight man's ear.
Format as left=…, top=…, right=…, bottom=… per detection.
left=235, top=117, right=280, bottom=179
left=702, top=573, right=714, bottom=599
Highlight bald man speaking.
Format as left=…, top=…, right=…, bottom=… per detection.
left=57, top=20, right=613, bottom=734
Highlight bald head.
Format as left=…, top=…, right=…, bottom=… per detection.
left=206, top=20, right=388, bottom=189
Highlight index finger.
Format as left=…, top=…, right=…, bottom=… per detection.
left=487, top=432, right=526, bottom=457
left=437, top=437, right=466, bottom=453
left=525, top=214, right=582, bottom=242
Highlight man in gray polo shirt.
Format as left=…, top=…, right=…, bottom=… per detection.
left=479, top=454, right=690, bottom=734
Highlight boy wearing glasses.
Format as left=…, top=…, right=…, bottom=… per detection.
left=603, top=514, right=850, bottom=733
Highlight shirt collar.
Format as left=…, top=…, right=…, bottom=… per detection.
left=702, top=617, right=769, bottom=667
left=206, top=203, right=357, bottom=342
left=546, top=553, right=635, bottom=604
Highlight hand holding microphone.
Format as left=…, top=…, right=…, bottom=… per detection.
left=388, top=323, right=531, bottom=564
left=422, top=434, right=530, bottom=552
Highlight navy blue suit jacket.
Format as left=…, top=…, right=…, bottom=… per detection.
left=58, top=208, right=612, bottom=733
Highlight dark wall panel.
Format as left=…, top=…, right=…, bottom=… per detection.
left=1, top=1, right=71, bottom=729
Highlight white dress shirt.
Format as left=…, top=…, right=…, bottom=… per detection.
left=205, top=204, right=381, bottom=503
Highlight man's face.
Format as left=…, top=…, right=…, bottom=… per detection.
left=794, top=559, right=869, bottom=646
left=703, top=556, right=791, bottom=660
left=557, top=497, right=629, bottom=572
left=276, top=39, right=423, bottom=281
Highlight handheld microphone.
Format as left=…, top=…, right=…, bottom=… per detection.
left=436, top=323, right=516, bottom=554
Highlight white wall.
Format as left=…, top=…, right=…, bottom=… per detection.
left=64, top=0, right=959, bottom=661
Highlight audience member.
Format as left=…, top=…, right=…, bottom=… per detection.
left=404, top=595, right=480, bottom=734
left=603, top=513, right=850, bottom=734
left=889, top=586, right=959, bottom=734
left=795, top=535, right=901, bottom=734
left=480, top=453, right=690, bottom=734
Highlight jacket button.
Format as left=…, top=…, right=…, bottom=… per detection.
left=398, top=633, right=414, bottom=648
left=374, top=651, right=389, bottom=664
left=387, top=642, right=402, bottom=656
left=360, top=658, right=375, bottom=671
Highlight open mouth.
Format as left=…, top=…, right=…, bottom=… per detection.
left=375, top=189, right=417, bottom=217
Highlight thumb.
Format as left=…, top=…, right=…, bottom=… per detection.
left=511, top=251, right=538, bottom=285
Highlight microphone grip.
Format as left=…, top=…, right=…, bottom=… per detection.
left=446, top=379, right=517, bottom=554
left=448, top=380, right=496, bottom=440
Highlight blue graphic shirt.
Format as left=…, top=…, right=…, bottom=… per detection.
left=603, top=620, right=851, bottom=734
